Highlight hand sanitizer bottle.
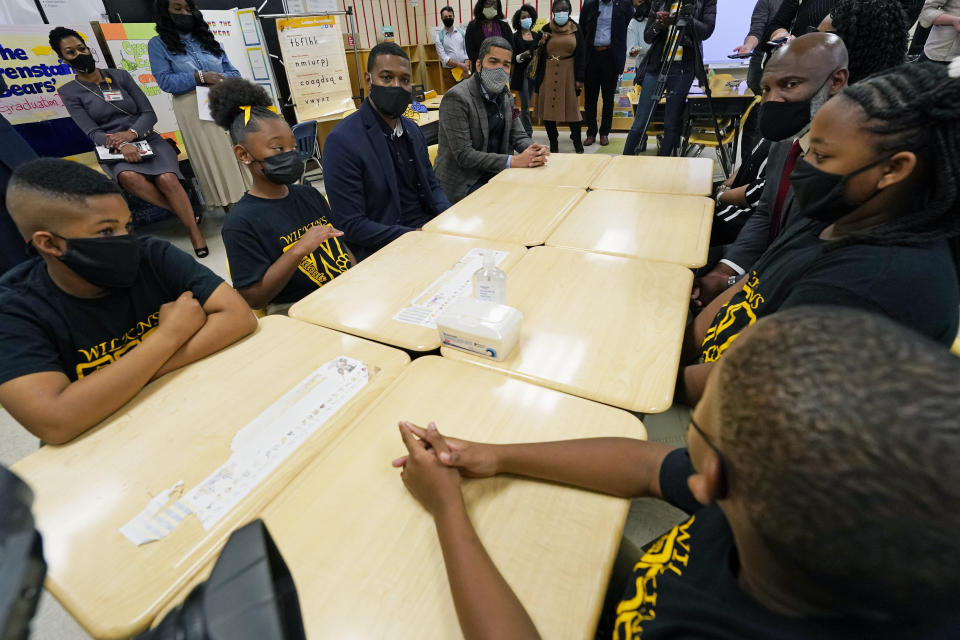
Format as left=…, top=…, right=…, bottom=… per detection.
left=473, top=250, right=507, bottom=304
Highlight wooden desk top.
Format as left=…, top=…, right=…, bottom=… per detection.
left=258, top=356, right=645, bottom=638
left=546, top=190, right=714, bottom=268
left=11, top=316, right=410, bottom=639
left=421, top=95, right=444, bottom=109
left=288, top=231, right=527, bottom=351
left=590, top=155, right=714, bottom=196
left=490, top=152, right=611, bottom=189
left=423, top=182, right=586, bottom=246
left=441, top=246, right=692, bottom=412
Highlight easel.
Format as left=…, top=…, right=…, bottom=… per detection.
left=257, top=1, right=365, bottom=104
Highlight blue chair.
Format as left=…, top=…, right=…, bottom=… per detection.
left=291, top=120, right=321, bottom=184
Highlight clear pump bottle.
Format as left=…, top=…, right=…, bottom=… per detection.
left=473, top=250, right=507, bottom=304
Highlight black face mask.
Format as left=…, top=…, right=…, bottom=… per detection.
left=442, top=17, right=455, bottom=27
left=369, top=84, right=411, bottom=119
left=758, top=100, right=811, bottom=142
left=171, top=13, right=196, bottom=32
left=56, top=233, right=141, bottom=289
left=790, top=155, right=889, bottom=224
left=634, top=6, right=646, bottom=19
left=247, top=149, right=304, bottom=185
left=68, top=52, right=96, bottom=74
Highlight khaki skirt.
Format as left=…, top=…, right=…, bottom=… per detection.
left=172, top=90, right=250, bottom=208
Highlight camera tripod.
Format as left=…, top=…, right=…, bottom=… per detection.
left=636, top=0, right=731, bottom=175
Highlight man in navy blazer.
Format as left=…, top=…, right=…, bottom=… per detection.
left=0, top=77, right=37, bottom=275
left=580, top=0, right=634, bottom=146
left=322, top=43, right=450, bottom=261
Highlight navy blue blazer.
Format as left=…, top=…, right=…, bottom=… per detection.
left=580, top=0, right=634, bottom=73
left=0, top=104, right=37, bottom=274
left=322, top=100, right=450, bottom=261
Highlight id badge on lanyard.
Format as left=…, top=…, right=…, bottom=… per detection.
left=103, top=89, right=123, bottom=101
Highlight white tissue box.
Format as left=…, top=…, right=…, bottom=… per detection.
left=437, top=298, right=523, bottom=361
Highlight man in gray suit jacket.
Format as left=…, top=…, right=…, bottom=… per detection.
left=434, top=37, right=549, bottom=203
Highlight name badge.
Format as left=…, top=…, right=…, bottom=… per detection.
left=103, top=90, right=123, bottom=102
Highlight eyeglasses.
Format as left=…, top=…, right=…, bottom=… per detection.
left=689, top=416, right=728, bottom=496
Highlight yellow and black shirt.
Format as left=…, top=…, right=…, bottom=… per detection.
left=700, top=219, right=959, bottom=363
left=613, top=449, right=957, bottom=639
left=222, top=185, right=351, bottom=305
left=0, top=236, right=223, bottom=383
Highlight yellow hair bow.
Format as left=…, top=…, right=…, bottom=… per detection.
left=239, top=104, right=279, bottom=125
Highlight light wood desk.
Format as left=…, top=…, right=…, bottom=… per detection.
left=423, top=182, right=586, bottom=246
left=11, top=316, right=409, bottom=639
left=257, top=356, right=644, bottom=638
left=590, top=155, right=714, bottom=196
left=421, top=94, right=444, bottom=109
left=288, top=231, right=527, bottom=351
left=441, top=246, right=692, bottom=412
left=490, top=152, right=611, bottom=189
left=546, top=190, right=714, bottom=268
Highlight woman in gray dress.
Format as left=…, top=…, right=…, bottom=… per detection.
left=51, top=27, right=207, bottom=256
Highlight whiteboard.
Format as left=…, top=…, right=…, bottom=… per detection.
left=702, top=0, right=754, bottom=64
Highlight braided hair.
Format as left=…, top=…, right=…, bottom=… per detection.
left=829, top=0, right=908, bottom=84
left=153, top=0, right=223, bottom=57
left=839, top=63, right=960, bottom=254
left=208, top=77, right=284, bottom=144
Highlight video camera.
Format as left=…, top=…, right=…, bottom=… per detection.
left=0, top=464, right=306, bottom=640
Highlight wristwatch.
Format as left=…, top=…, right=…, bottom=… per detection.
left=727, top=275, right=739, bottom=286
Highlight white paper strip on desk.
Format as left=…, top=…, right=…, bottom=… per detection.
left=119, top=356, right=369, bottom=544
left=393, top=248, right=508, bottom=329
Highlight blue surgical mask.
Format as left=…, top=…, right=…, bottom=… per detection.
left=520, top=17, right=533, bottom=29
left=554, top=11, right=569, bottom=25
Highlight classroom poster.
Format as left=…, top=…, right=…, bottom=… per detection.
left=39, top=0, right=106, bottom=24
left=0, top=24, right=107, bottom=125
left=276, top=15, right=353, bottom=122
left=99, top=23, right=180, bottom=138
left=203, top=9, right=280, bottom=110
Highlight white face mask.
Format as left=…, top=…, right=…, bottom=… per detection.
left=482, top=7, right=498, bottom=19
left=554, top=11, right=569, bottom=25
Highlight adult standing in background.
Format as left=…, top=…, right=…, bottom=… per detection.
left=0, top=76, right=35, bottom=275
left=918, top=0, right=960, bottom=63
left=149, top=0, right=249, bottom=210
left=52, top=27, right=207, bottom=257
left=465, top=0, right=513, bottom=64
left=580, top=0, right=633, bottom=146
left=434, top=6, right=471, bottom=83
left=732, top=0, right=784, bottom=166
left=511, top=5, right=541, bottom=137
left=626, top=0, right=652, bottom=65
left=768, top=0, right=837, bottom=39
left=533, top=0, right=586, bottom=154
left=623, top=0, right=717, bottom=157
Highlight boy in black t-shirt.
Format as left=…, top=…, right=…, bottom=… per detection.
left=209, top=79, right=353, bottom=312
left=0, top=158, right=257, bottom=444
left=394, top=307, right=960, bottom=639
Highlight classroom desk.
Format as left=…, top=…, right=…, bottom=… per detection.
left=423, top=182, right=586, bottom=246
left=441, top=246, right=692, bottom=412
left=490, top=152, right=611, bottom=189
left=288, top=231, right=527, bottom=352
left=261, top=356, right=644, bottom=638
left=546, top=190, right=714, bottom=268
left=11, top=316, right=410, bottom=640
left=589, top=155, right=714, bottom=196
left=421, top=94, right=444, bottom=109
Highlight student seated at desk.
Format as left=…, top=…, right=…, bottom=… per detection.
left=433, top=36, right=548, bottom=203
left=0, top=159, right=257, bottom=444
left=209, top=78, right=353, bottom=313
left=322, top=42, right=451, bottom=261
left=681, top=62, right=960, bottom=404
left=393, top=307, right=960, bottom=639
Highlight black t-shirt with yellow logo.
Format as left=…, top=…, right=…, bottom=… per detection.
left=699, top=219, right=959, bottom=364
left=222, top=185, right=351, bottom=305
left=613, top=450, right=958, bottom=639
left=0, top=236, right=223, bottom=384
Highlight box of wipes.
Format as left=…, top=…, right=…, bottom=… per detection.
left=436, top=298, right=523, bottom=361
